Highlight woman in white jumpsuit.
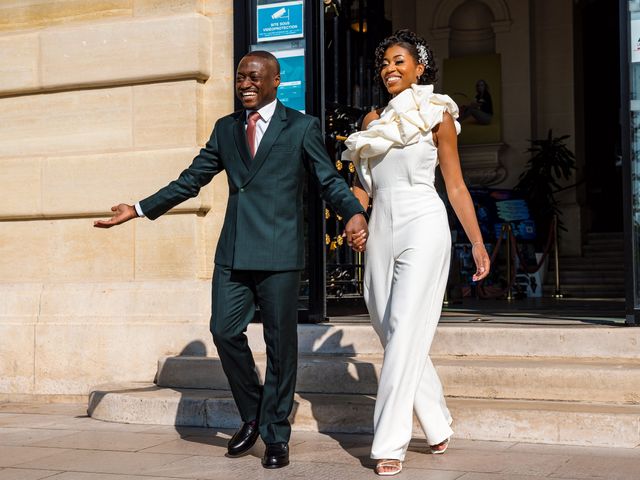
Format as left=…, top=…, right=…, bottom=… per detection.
left=343, top=30, right=491, bottom=476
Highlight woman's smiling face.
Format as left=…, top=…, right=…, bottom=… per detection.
left=379, top=44, right=424, bottom=96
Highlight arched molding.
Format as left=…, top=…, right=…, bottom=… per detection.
left=432, top=0, right=512, bottom=34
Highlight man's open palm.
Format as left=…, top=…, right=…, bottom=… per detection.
left=93, top=203, right=137, bottom=228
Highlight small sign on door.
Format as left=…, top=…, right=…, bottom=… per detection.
left=257, top=1, right=304, bottom=43
left=631, top=18, right=640, bottom=62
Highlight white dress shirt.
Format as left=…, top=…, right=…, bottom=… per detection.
left=246, top=97, right=277, bottom=150
left=135, top=99, right=279, bottom=218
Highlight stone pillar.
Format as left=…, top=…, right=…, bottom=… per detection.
left=532, top=0, right=579, bottom=255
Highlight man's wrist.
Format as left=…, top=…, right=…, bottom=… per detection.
left=357, top=210, right=369, bottom=222
left=134, top=202, right=145, bottom=218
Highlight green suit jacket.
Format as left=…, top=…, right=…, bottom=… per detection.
left=139, top=100, right=362, bottom=271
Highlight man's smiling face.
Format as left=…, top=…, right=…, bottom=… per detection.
left=235, top=55, right=280, bottom=110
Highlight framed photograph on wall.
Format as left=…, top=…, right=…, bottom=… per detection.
left=443, top=54, right=502, bottom=145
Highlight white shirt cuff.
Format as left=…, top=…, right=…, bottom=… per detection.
left=134, top=202, right=145, bottom=218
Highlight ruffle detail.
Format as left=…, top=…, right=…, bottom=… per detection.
left=342, top=84, right=460, bottom=195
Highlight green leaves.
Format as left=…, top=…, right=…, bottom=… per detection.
left=514, top=129, right=576, bottom=233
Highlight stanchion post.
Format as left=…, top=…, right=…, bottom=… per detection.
left=505, top=223, right=514, bottom=301
left=552, top=215, right=564, bottom=298
left=356, top=250, right=363, bottom=295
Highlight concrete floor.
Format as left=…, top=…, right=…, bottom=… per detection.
left=1, top=402, right=639, bottom=480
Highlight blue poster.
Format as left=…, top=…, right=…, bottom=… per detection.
left=274, top=49, right=305, bottom=112
left=257, top=1, right=304, bottom=42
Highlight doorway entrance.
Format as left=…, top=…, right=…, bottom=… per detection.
left=576, top=0, right=623, bottom=233
left=232, top=0, right=628, bottom=322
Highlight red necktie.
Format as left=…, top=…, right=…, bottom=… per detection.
left=247, top=111, right=261, bottom=157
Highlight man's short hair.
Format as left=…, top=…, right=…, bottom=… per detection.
left=245, top=50, right=281, bottom=75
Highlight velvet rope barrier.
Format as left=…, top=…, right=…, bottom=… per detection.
left=512, top=216, right=557, bottom=274
left=476, top=218, right=558, bottom=299
left=477, top=224, right=517, bottom=299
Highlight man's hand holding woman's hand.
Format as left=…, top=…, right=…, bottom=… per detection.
left=344, top=213, right=368, bottom=253
left=93, top=203, right=137, bottom=228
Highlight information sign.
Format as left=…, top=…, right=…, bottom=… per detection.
left=257, top=1, right=304, bottom=43
left=273, top=48, right=305, bottom=112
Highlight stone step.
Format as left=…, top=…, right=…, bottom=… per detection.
left=552, top=265, right=625, bottom=274
left=585, top=232, right=624, bottom=242
left=556, top=273, right=625, bottom=285
left=155, top=354, right=640, bottom=404
left=584, top=240, right=623, bottom=247
left=556, top=279, right=625, bottom=287
left=542, top=284, right=625, bottom=298
left=551, top=265, right=625, bottom=274
left=87, top=383, right=640, bottom=448
left=554, top=257, right=624, bottom=267
left=551, top=263, right=624, bottom=273
left=580, top=248, right=624, bottom=258
left=584, top=236, right=624, bottom=244
left=441, top=357, right=640, bottom=404
left=257, top=324, right=640, bottom=359
left=540, top=290, right=625, bottom=299
left=541, top=279, right=625, bottom=289
left=546, top=268, right=625, bottom=285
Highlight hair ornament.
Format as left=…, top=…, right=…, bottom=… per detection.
left=416, top=44, right=429, bottom=67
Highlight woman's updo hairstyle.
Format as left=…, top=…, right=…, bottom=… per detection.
left=374, top=29, right=438, bottom=87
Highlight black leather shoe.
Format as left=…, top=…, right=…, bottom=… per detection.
left=227, top=421, right=259, bottom=457
left=262, top=442, right=289, bottom=469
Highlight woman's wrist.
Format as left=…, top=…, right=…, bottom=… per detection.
left=471, top=240, right=484, bottom=248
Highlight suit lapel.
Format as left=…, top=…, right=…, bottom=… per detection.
left=242, top=101, right=287, bottom=187
left=233, top=111, right=252, bottom=171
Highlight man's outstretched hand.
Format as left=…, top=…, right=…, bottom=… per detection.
left=93, top=203, right=137, bottom=228
left=344, top=213, right=368, bottom=252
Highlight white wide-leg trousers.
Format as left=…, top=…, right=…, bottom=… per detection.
left=365, top=214, right=453, bottom=461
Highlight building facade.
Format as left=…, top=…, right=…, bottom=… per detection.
left=0, top=0, right=630, bottom=400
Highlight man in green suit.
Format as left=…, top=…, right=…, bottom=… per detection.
left=94, top=51, right=368, bottom=469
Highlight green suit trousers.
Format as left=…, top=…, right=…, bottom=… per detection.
left=210, top=265, right=301, bottom=444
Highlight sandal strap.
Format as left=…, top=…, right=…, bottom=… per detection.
left=431, top=438, right=449, bottom=448
left=376, top=460, right=402, bottom=468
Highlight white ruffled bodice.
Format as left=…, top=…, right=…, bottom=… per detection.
left=342, top=84, right=460, bottom=196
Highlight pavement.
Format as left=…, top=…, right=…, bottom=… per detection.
left=1, top=403, right=639, bottom=479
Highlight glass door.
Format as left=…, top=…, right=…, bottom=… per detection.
left=621, top=0, right=640, bottom=325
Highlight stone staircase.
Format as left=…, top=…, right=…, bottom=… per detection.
left=88, top=322, right=640, bottom=448
left=544, top=232, right=625, bottom=298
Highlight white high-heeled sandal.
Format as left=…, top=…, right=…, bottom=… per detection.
left=375, top=459, right=403, bottom=476
left=430, top=438, right=450, bottom=455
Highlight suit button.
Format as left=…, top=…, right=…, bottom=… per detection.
left=240, top=188, right=244, bottom=192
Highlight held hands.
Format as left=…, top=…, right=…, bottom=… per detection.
left=344, top=213, right=368, bottom=252
left=471, top=242, right=491, bottom=282
left=93, top=203, right=137, bottom=228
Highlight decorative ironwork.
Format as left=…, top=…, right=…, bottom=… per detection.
left=322, top=0, right=391, bottom=311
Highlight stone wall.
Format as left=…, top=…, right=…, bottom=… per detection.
left=0, top=0, right=233, bottom=399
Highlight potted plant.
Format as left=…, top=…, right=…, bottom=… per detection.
left=514, top=129, right=576, bottom=247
